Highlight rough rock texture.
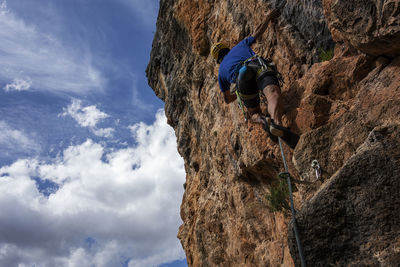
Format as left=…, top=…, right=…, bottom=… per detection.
left=147, top=0, right=400, bottom=266
left=289, top=49, right=400, bottom=265
left=290, top=125, right=400, bottom=266
left=323, top=0, right=400, bottom=56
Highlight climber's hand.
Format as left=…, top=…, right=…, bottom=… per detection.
left=222, top=90, right=237, bottom=104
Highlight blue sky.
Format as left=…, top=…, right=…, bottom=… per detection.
left=0, top=1, right=187, bottom=266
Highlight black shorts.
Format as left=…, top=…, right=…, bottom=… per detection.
left=237, top=68, right=279, bottom=108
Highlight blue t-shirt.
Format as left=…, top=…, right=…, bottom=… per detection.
left=218, top=36, right=256, bottom=92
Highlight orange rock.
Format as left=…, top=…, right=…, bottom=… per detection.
left=147, top=0, right=400, bottom=266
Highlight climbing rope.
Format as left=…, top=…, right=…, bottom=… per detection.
left=278, top=137, right=307, bottom=267
left=236, top=89, right=307, bottom=265
left=233, top=52, right=305, bottom=265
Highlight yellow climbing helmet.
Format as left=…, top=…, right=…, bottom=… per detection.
left=211, top=42, right=229, bottom=62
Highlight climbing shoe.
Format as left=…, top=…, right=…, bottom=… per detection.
left=261, top=116, right=278, bottom=143
left=269, top=122, right=284, bottom=137
left=270, top=122, right=299, bottom=149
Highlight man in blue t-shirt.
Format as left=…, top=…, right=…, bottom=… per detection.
left=211, top=9, right=299, bottom=148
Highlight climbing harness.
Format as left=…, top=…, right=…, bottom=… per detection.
left=311, top=160, right=321, bottom=180
left=278, top=138, right=307, bottom=267
left=236, top=55, right=284, bottom=90
left=234, top=55, right=283, bottom=122
left=255, top=56, right=284, bottom=87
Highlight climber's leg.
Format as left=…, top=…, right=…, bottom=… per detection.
left=263, top=84, right=283, bottom=126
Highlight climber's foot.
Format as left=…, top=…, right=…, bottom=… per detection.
left=269, top=122, right=285, bottom=137
left=260, top=115, right=278, bottom=143
left=270, top=123, right=299, bottom=149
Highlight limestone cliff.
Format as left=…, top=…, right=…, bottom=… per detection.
left=147, top=0, right=400, bottom=266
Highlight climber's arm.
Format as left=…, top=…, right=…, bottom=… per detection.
left=252, top=8, right=280, bottom=41
left=219, top=75, right=237, bottom=104
left=223, top=90, right=237, bottom=104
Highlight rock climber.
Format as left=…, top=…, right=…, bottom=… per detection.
left=211, top=8, right=299, bottom=148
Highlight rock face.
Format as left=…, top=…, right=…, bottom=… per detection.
left=290, top=125, right=400, bottom=266
left=147, top=0, right=400, bottom=266
left=323, top=0, right=400, bottom=56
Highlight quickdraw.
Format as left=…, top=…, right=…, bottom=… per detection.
left=235, top=90, right=249, bottom=122
left=311, top=160, right=321, bottom=180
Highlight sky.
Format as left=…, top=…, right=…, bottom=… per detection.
left=0, top=1, right=188, bottom=266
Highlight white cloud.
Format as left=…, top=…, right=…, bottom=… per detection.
left=3, top=77, right=32, bottom=91
left=0, top=0, right=9, bottom=15
left=62, top=99, right=108, bottom=127
left=0, top=6, right=104, bottom=94
left=0, top=110, right=186, bottom=267
left=0, top=121, right=40, bottom=153
left=92, top=128, right=115, bottom=139
left=61, top=99, right=115, bottom=138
